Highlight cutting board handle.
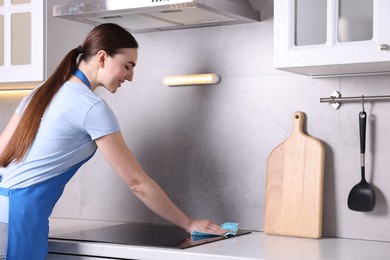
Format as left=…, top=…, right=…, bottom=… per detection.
left=293, top=111, right=304, bottom=135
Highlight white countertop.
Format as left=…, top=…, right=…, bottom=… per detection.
left=48, top=218, right=390, bottom=260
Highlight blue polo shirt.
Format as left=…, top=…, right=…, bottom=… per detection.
left=0, top=81, right=120, bottom=222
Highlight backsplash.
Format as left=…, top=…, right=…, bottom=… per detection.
left=1, top=0, right=389, bottom=242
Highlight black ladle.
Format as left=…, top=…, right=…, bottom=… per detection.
left=347, top=110, right=376, bottom=212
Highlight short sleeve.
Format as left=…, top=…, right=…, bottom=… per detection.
left=84, top=100, right=120, bottom=140
left=15, top=84, right=42, bottom=115
left=15, top=92, right=33, bottom=115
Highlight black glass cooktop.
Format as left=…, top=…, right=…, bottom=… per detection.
left=50, top=222, right=251, bottom=249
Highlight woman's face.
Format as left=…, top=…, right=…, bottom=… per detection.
left=97, top=48, right=138, bottom=93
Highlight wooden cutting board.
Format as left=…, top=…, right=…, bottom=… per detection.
left=264, top=111, right=325, bottom=238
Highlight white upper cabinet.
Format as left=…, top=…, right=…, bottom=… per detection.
left=274, top=0, right=390, bottom=78
left=0, top=0, right=44, bottom=83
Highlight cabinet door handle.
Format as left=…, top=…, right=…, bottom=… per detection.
left=380, top=44, right=389, bottom=51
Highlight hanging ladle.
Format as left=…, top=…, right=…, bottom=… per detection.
left=347, top=96, right=376, bottom=212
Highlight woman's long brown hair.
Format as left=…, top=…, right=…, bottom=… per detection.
left=0, top=23, right=138, bottom=167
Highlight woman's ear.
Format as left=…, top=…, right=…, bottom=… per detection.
left=96, top=50, right=107, bottom=68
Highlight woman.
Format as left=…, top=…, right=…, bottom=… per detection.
left=0, top=23, right=224, bottom=260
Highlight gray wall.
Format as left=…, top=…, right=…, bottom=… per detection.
left=1, top=0, right=390, bottom=242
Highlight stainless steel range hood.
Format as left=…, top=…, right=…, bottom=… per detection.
left=53, top=0, right=260, bottom=33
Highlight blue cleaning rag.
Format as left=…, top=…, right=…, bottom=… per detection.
left=191, top=222, right=239, bottom=238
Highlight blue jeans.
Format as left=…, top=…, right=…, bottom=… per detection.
left=0, top=222, right=7, bottom=259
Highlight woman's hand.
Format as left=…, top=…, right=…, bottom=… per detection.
left=186, top=219, right=226, bottom=235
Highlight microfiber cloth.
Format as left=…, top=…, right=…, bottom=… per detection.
left=191, top=222, right=239, bottom=238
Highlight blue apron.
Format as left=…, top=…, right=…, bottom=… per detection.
left=0, top=155, right=93, bottom=260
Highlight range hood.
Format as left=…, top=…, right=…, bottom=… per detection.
left=53, top=0, right=260, bottom=33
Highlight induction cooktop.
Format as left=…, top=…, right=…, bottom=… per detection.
left=50, top=222, right=251, bottom=249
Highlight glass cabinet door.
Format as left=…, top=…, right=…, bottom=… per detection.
left=294, top=0, right=374, bottom=46
left=11, top=11, right=31, bottom=65
left=0, top=13, right=4, bottom=66
left=0, top=0, right=4, bottom=66
left=338, top=0, right=373, bottom=42
left=294, top=0, right=327, bottom=46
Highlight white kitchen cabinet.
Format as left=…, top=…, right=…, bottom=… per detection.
left=274, top=0, right=390, bottom=78
left=0, top=0, right=44, bottom=83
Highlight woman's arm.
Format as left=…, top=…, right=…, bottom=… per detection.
left=0, top=113, right=20, bottom=156
left=95, top=131, right=225, bottom=234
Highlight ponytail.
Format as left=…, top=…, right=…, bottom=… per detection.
left=0, top=47, right=81, bottom=167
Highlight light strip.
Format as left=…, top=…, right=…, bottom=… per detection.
left=0, top=82, right=38, bottom=92
left=163, top=73, right=221, bottom=86
left=0, top=89, right=32, bottom=96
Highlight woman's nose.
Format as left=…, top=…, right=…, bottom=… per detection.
left=126, top=71, right=133, bottom=82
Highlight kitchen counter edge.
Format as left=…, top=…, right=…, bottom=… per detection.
left=48, top=218, right=390, bottom=260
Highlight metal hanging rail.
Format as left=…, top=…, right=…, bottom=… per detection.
left=320, top=91, right=390, bottom=109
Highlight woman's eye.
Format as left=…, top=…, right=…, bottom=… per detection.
left=125, top=62, right=136, bottom=70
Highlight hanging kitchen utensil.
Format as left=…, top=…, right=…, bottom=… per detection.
left=347, top=96, right=376, bottom=212
left=264, top=111, right=325, bottom=238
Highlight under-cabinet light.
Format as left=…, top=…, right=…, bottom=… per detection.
left=163, top=73, right=221, bottom=86
left=0, top=82, right=38, bottom=92
left=0, top=89, right=32, bottom=96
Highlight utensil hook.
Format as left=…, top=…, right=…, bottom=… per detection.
left=361, top=95, right=365, bottom=112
